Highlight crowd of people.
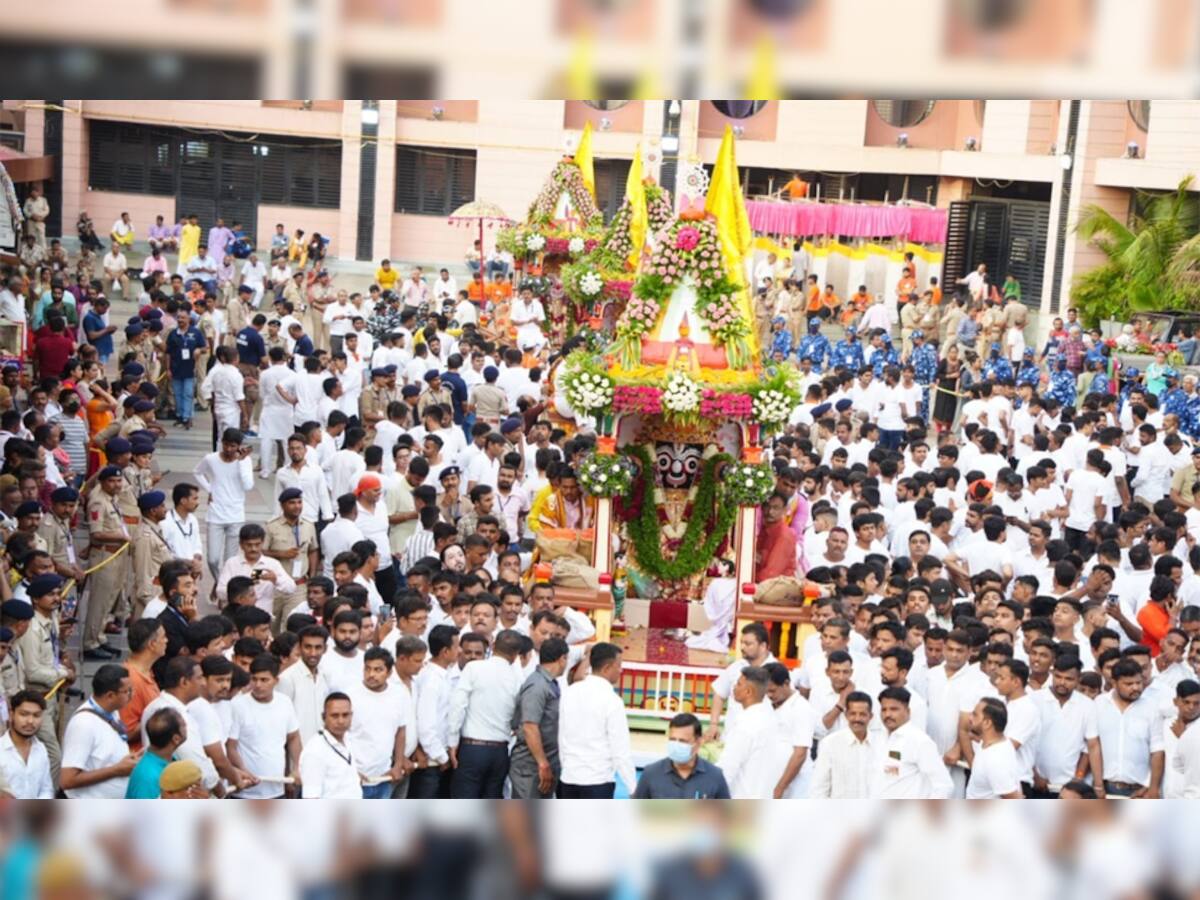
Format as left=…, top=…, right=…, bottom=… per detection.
left=2, top=195, right=1200, bottom=803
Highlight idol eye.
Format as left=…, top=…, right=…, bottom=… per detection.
left=684, top=458, right=699, bottom=472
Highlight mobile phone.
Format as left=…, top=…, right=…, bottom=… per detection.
left=1106, top=593, right=1120, bottom=607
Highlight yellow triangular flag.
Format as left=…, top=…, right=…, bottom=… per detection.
left=575, top=120, right=596, bottom=201
left=625, top=144, right=648, bottom=268
left=705, top=125, right=757, bottom=357
left=745, top=37, right=780, bottom=101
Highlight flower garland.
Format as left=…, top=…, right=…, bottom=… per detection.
left=612, top=217, right=753, bottom=369
left=662, top=371, right=702, bottom=414
left=578, top=451, right=635, bottom=498
left=530, top=160, right=603, bottom=226
left=625, top=444, right=738, bottom=582
left=613, top=384, right=663, bottom=415
left=700, top=389, right=752, bottom=420
left=561, top=355, right=615, bottom=418
left=723, top=462, right=776, bottom=506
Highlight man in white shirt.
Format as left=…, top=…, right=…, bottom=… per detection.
left=60, top=664, right=139, bottom=799
left=199, top=346, right=247, bottom=438
left=330, top=428, right=368, bottom=500
left=510, top=288, right=547, bottom=352
left=871, top=686, right=953, bottom=798
left=1033, top=655, right=1103, bottom=797
left=0, top=689, right=54, bottom=798
left=323, top=292, right=356, bottom=355
left=317, top=610, right=367, bottom=695
left=431, top=268, right=459, bottom=306
left=275, top=436, right=333, bottom=523
left=1172, top=682, right=1200, bottom=798
left=1095, top=658, right=1165, bottom=797
left=717, top=666, right=781, bottom=799
left=226, top=655, right=301, bottom=799
left=0, top=276, right=27, bottom=323
left=163, top=483, right=205, bottom=581
left=925, top=630, right=992, bottom=798
left=706, top=623, right=776, bottom=741
left=348, top=647, right=409, bottom=798
left=809, top=691, right=875, bottom=798
left=102, top=243, right=130, bottom=296
left=298, top=692, right=361, bottom=798
left=278, top=625, right=330, bottom=744
left=240, top=253, right=268, bottom=308
left=447, top=629, right=523, bottom=798
left=964, top=698, right=1023, bottom=799
left=994, top=658, right=1041, bottom=791
left=558, top=641, right=636, bottom=798
left=139, top=656, right=219, bottom=793
left=411, top=624, right=459, bottom=799
left=320, top=497, right=365, bottom=578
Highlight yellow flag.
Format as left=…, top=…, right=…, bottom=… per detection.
left=575, top=120, right=596, bottom=200
left=625, top=144, right=648, bottom=268
left=745, top=37, right=780, bottom=101
left=705, top=125, right=757, bottom=357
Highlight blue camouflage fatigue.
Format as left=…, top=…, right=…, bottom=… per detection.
left=771, top=329, right=793, bottom=358
left=830, top=338, right=865, bottom=372
left=911, top=343, right=939, bottom=421
left=982, top=357, right=1013, bottom=382
left=868, top=343, right=900, bottom=378
left=1016, top=362, right=1042, bottom=388
left=1183, top=395, right=1200, bottom=439
left=1090, top=372, right=1110, bottom=396
left=1162, top=386, right=1189, bottom=420
left=1046, top=369, right=1078, bottom=408
left=797, top=333, right=831, bottom=371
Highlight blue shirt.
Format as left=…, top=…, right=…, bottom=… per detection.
left=82, top=310, right=113, bottom=357
left=236, top=326, right=266, bottom=366
left=124, top=752, right=173, bottom=799
left=166, top=326, right=206, bottom=379
left=293, top=335, right=314, bottom=359
left=631, top=757, right=731, bottom=799
left=441, top=371, right=469, bottom=423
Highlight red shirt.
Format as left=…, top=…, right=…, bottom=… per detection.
left=756, top=518, right=797, bottom=581
left=32, top=329, right=75, bottom=378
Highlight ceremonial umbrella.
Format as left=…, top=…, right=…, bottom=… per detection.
left=447, top=201, right=513, bottom=283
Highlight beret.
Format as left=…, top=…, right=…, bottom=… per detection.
left=137, top=490, right=166, bottom=512
left=500, top=418, right=523, bottom=434
left=133, top=399, right=155, bottom=413
left=27, top=574, right=64, bottom=598
left=371, top=368, right=388, bottom=377
left=15, top=501, right=42, bottom=517
left=98, top=465, right=123, bottom=479
left=437, top=466, right=460, bottom=481
left=122, top=363, right=145, bottom=377
left=910, top=330, right=923, bottom=339
left=401, top=385, right=420, bottom=398
left=424, top=369, right=441, bottom=382
left=1, top=599, right=34, bottom=619
left=125, top=323, right=144, bottom=336
left=278, top=487, right=303, bottom=502
left=50, top=487, right=78, bottom=503
left=483, top=366, right=499, bottom=380
left=237, top=284, right=254, bottom=294
left=0, top=626, right=12, bottom=641
left=811, top=403, right=832, bottom=417
left=834, top=399, right=853, bottom=412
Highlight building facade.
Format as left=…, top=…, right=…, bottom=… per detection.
left=5, top=99, right=1197, bottom=320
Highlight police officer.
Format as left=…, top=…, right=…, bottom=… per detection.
left=14, top=573, right=72, bottom=778
left=38, top=486, right=86, bottom=612
left=83, top=466, right=131, bottom=660
left=263, top=487, right=319, bottom=629
left=132, top=491, right=174, bottom=620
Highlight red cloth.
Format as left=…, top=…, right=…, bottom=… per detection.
left=756, top=519, right=797, bottom=581
left=31, top=329, right=76, bottom=379
left=746, top=201, right=948, bottom=243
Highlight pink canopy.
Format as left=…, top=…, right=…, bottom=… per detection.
left=746, top=201, right=948, bottom=244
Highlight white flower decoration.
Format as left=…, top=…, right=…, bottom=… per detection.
left=662, top=371, right=702, bottom=413
left=752, top=389, right=792, bottom=425
left=568, top=236, right=586, bottom=255
left=525, top=233, right=546, bottom=252
left=579, top=271, right=604, bottom=297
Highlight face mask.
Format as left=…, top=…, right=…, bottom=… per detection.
left=665, top=740, right=694, bottom=765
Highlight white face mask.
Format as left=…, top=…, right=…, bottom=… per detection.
left=665, top=740, right=694, bottom=765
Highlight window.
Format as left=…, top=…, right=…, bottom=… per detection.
left=872, top=100, right=936, bottom=128
left=88, top=121, right=341, bottom=208
left=593, top=158, right=633, bottom=223
left=711, top=100, right=768, bottom=119
left=395, top=145, right=477, bottom=215
left=1128, top=100, right=1151, bottom=132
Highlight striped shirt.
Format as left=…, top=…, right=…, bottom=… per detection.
left=54, top=412, right=89, bottom=475
left=401, top=528, right=436, bottom=572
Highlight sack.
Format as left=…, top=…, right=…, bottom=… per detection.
left=551, top=557, right=600, bottom=591
left=535, top=527, right=594, bottom=563
left=755, top=575, right=806, bottom=607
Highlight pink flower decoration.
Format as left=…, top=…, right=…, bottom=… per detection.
left=675, top=227, right=701, bottom=251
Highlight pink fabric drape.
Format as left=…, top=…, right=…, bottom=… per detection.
left=746, top=201, right=948, bottom=244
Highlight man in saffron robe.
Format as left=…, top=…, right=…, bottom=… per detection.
left=756, top=493, right=796, bottom=582
left=537, top=469, right=596, bottom=532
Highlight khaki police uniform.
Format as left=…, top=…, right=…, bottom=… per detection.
left=131, top=517, right=174, bottom=619
left=264, top=514, right=317, bottom=630
left=15, top=610, right=69, bottom=777
left=83, top=489, right=131, bottom=653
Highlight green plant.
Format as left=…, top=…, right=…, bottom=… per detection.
left=1071, top=176, right=1200, bottom=326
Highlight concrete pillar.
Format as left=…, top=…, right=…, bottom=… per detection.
left=59, top=104, right=86, bottom=234
left=372, top=101, right=398, bottom=263
left=337, top=101, right=361, bottom=262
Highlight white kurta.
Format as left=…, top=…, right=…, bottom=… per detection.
left=259, top=364, right=298, bottom=440
left=717, top=701, right=778, bottom=799
left=686, top=577, right=736, bottom=653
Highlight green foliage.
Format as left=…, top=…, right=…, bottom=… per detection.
left=1071, top=176, right=1200, bottom=326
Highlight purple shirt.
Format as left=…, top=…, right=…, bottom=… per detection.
left=208, top=226, right=234, bottom=260
left=149, top=223, right=172, bottom=240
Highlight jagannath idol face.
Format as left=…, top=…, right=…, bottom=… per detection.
left=655, top=441, right=704, bottom=489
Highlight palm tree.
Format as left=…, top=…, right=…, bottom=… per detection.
left=1071, top=176, right=1200, bottom=324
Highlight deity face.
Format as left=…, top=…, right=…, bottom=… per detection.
left=655, top=441, right=703, bottom=489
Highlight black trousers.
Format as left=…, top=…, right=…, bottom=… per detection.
left=557, top=781, right=615, bottom=799
left=375, top=565, right=398, bottom=610
left=450, top=743, right=509, bottom=799
left=408, top=765, right=452, bottom=799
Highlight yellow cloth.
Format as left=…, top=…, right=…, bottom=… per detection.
left=528, top=483, right=554, bottom=533
left=705, top=125, right=758, bottom=358
left=575, top=120, right=596, bottom=200
left=626, top=145, right=648, bottom=268
left=178, top=223, right=200, bottom=267
left=376, top=267, right=399, bottom=291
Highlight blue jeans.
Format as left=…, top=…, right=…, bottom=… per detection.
left=450, top=742, right=509, bottom=798
left=361, top=782, right=392, bottom=799
left=173, top=377, right=195, bottom=421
